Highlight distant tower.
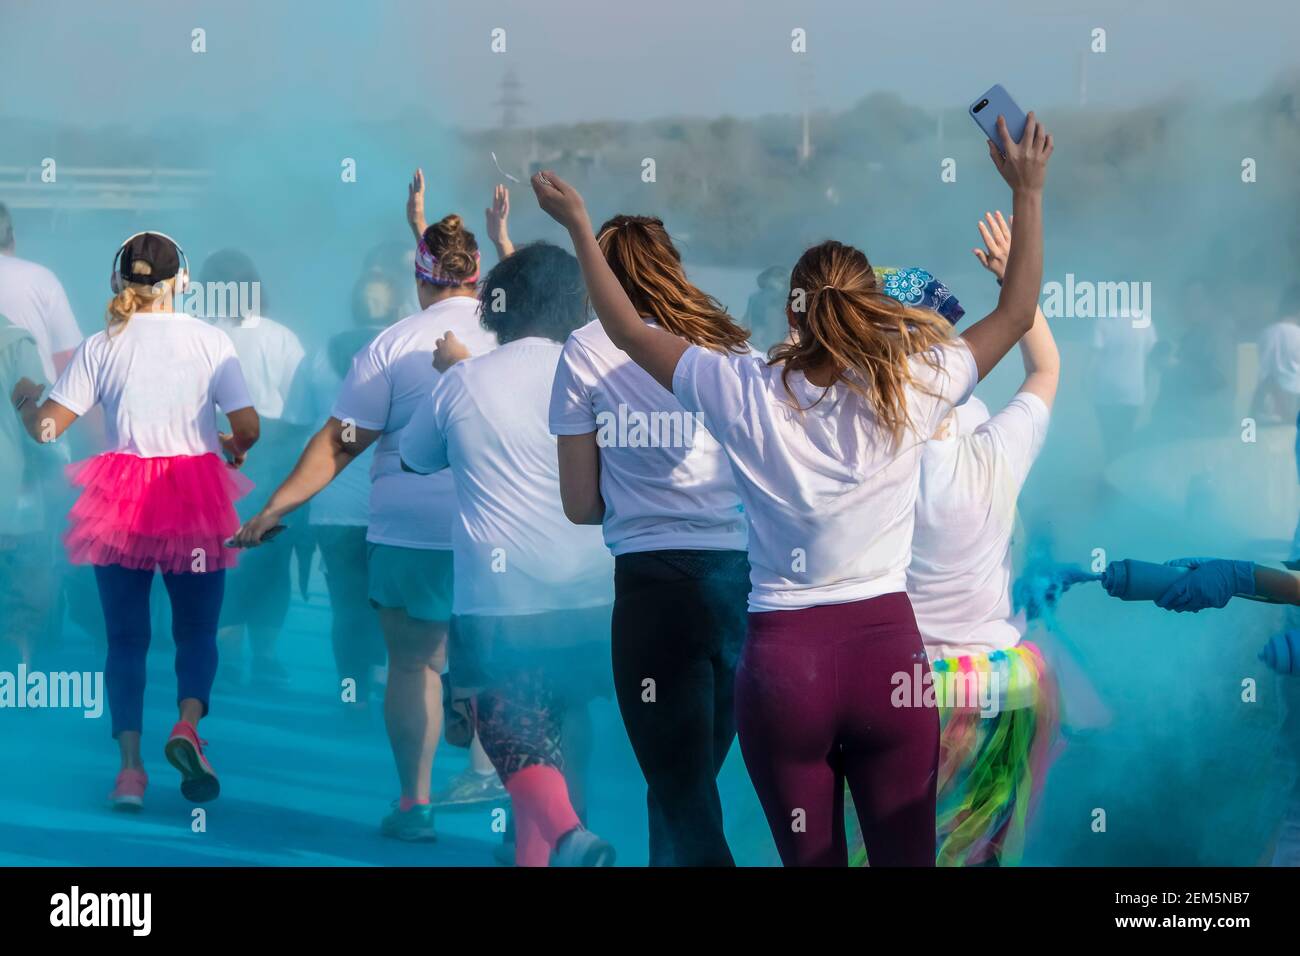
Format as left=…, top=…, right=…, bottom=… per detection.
left=797, top=58, right=814, bottom=165
left=496, top=69, right=527, bottom=131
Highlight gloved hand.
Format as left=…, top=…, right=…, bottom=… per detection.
left=1156, top=558, right=1256, bottom=613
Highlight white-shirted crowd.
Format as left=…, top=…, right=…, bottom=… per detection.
left=5, top=117, right=1183, bottom=868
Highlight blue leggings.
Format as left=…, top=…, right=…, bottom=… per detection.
left=94, top=564, right=226, bottom=738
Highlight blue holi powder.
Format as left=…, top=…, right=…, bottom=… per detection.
left=1013, top=562, right=1103, bottom=627
left=1260, top=630, right=1300, bottom=675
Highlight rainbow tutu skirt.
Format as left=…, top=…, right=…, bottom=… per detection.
left=931, top=641, right=1062, bottom=866
left=850, top=641, right=1061, bottom=866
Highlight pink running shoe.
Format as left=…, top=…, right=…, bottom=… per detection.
left=163, top=721, right=220, bottom=802
left=109, top=768, right=148, bottom=812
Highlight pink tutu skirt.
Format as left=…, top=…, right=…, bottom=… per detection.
left=65, top=452, right=253, bottom=574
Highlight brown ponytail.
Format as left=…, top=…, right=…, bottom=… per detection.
left=596, top=215, right=750, bottom=354
left=771, top=240, right=956, bottom=447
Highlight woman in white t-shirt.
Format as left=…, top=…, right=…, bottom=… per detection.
left=234, top=209, right=497, bottom=842
left=400, top=242, right=617, bottom=867
left=533, top=112, right=1054, bottom=866
left=200, top=249, right=307, bottom=686
left=281, top=269, right=404, bottom=708
left=548, top=214, right=751, bottom=866
left=11, top=232, right=260, bottom=812
left=900, top=211, right=1062, bottom=867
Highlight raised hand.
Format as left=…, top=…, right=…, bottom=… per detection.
left=485, top=184, right=510, bottom=246
left=434, top=330, right=471, bottom=372
left=406, top=168, right=427, bottom=240
left=973, top=210, right=1013, bottom=281
left=531, top=170, right=590, bottom=233
left=987, top=111, right=1052, bottom=194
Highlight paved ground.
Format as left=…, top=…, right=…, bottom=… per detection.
left=0, top=567, right=776, bottom=867
left=0, top=528, right=1292, bottom=867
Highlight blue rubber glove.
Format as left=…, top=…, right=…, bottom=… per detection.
left=1156, top=558, right=1257, bottom=613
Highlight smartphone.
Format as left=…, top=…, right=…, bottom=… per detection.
left=224, top=524, right=287, bottom=549
left=970, top=84, right=1028, bottom=155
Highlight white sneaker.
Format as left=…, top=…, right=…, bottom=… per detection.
left=551, top=827, right=616, bottom=867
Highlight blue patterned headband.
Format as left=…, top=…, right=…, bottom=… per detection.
left=877, top=266, right=964, bottom=325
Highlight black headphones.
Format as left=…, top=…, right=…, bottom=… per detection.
left=110, top=231, right=190, bottom=295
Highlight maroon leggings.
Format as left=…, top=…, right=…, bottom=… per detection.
left=735, top=592, right=938, bottom=866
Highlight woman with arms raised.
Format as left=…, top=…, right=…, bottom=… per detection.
left=532, top=114, right=1054, bottom=866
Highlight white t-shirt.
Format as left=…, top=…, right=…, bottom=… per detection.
left=1091, top=316, right=1157, bottom=407
left=211, top=314, right=305, bottom=421
left=0, top=324, right=52, bottom=535
left=331, top=296, right=496, bottom=550
left=548, top=319, right=747, bottom=556
left=0, top=254, right=82, bottom=381
left=672, top=339, right=979, bottom=611
left=400, top=337, right=614, bottom=617
left=49, top=313, right=253, bottom=458
left=908, top=391, right=1051, bottom=658
left=283, top=338, right=376, bottom=527
left=1257, top=321, right=1300, bottom=395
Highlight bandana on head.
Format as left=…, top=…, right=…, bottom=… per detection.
left=415, top=236, right=480, bottom=287
left=876, top=266, right=964, bottom=325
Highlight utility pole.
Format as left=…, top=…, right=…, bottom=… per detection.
left=496, top=68, right=526, bottom=131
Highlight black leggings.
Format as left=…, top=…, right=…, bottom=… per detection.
left=611, top=549, right=750, bottom=866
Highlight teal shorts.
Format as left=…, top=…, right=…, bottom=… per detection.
left=367, top=544, right=454, bottom=623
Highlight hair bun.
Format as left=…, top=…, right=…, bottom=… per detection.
left=440, top=250, right=477, bottom=280
left=437, top=214, right=463, bottom=233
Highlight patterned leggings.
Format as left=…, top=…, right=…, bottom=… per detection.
left=474, top=665, right=567, bottom=781
left=475, top=668, right=586, bottom=866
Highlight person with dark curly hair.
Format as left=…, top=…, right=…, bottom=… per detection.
left=400, top=241, right=617, bottom=866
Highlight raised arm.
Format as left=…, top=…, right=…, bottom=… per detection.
left=484, top=184, right=515, bottom=260
left=406, top=168, right=427, bottom=243
left=960, top=113, right=1054, bottom=381
left=531, top=171, right=687, bottom=392
left=972, top=210, right=1060, bottom=407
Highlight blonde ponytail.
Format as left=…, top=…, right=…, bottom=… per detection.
left=105, top=260, right=169, bottom=336
left=772, top=240, right=956, bottom=448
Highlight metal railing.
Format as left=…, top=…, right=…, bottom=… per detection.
left=0, top=166, right=211, bottom=211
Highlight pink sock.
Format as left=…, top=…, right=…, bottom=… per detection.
left=399, top=796, right=430, bottom=812
left=513, top=804, right=549, bottom=867
left=505, top=765, right=581, bottom=867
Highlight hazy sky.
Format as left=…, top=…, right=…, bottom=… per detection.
left=3, top=0, right=1298, bottom=130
